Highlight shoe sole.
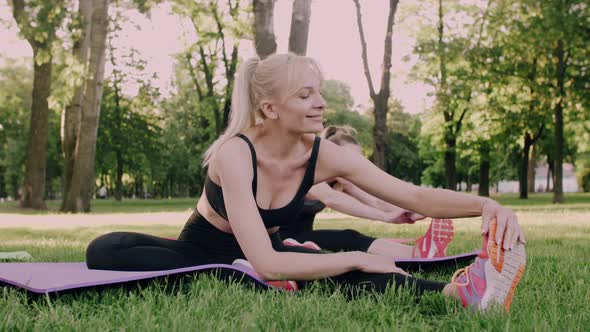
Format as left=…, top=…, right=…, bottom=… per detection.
left=480, top=220, right=526, bottom=312
left=418, top=219, right=454, bottom=258
left=431, top=218, right=454, bottom=257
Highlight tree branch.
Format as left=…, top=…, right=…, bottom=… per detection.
left=352, top=0, right=376, bottom=99
left=211, top=2, right=229, bottom=75
left=10, top=0, right=36, bottom=48
left=455, top=106, right=469, bottom=134
left=185, top=52, right=203, bottom=100
left=378, top=0, right=399, bottom=97
left=531, top=123, right=545, bottom=144
left=199, top=45, right=215, bottom=96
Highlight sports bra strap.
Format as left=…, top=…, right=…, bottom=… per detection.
left=236, top=134, right=321, bottom=199
left=237, top=133, right=258, bottom=196
left=303, top=136, right=321, bottom=190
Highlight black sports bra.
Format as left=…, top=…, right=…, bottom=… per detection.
left=204, top=134, right=321, bottom=228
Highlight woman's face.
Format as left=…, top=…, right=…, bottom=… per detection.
left=274, top=75, right=326, bottom=134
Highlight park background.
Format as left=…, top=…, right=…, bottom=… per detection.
left=1, top=0, right=589, bottom=330
left=1, top=0, right=589, bottom=212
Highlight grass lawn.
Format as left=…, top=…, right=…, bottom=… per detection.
left=0, top=197, right=198, bottom=214
left=1, top=192, right=588, bottom=215
left=1, top=204, right=590, bottom=330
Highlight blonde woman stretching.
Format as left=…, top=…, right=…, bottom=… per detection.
left=87, top=54, right=526, bottom=312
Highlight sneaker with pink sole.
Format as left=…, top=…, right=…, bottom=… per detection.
left=451, top=219, right=526, bottom=312
left=414, top=218, right=454, bottom=258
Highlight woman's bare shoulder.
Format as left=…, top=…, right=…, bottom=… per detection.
left=208, top=136, right=253, bottom=180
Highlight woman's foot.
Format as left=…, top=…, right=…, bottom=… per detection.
left=451, top=219, right=526, bottom=312
left=414, top=218, right=454, bottom=258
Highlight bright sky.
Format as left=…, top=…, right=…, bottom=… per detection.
left=0, top=0, right=433, bottom=113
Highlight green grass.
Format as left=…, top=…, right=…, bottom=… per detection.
left=1, top=192, right=588, bottom=215
left=1, top=212, right=589, bottom=330
left=0, top=198, right=197, bottom=214
left=494, top=192, right=590, bottom=210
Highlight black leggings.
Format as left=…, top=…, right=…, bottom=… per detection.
left=280, top=229, right=377, bottom=252
left=86, top=211, right=446, bottom=295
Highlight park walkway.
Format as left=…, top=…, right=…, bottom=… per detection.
left=0, top=212, right=350, bottom=230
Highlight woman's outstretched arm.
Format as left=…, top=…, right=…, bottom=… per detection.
left=307, top=183, right=420, bottom=224
left=315, top=139, right=525, bottom=250
left=307, top=182, right=388, bottom=221
left=336, top=178, right=424, bottom=222
left=214, top=138, right=406, bottom=280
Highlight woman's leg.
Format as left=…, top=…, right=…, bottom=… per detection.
left=293, top=229, right=375, bottom=252
left=273, top=232, right=448, bottom=295
left=366, top=239, right=415, bottom=258
left=86, top=232, right=208, bottom=271
left=327, top=269, right=450, bottom=296
left=293, top=218, right=454, bottom=259
left=292, top=229, right=416, bottom=258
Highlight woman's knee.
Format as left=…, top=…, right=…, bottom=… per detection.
left=86, top=232, right=131, bottom=269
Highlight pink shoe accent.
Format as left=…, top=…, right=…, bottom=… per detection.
left=266, top=280, right=299, bottom=291
left=414, top=218, right=454, bottom=258
left=283, top=238, right=321, bottom=251
left=232, top=259, right=299, bottom=291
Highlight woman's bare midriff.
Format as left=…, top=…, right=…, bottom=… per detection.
left=196, top=190, right=279, bottom=235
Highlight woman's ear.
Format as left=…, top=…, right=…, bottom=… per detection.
left=260, top=101, right=279, bottom=120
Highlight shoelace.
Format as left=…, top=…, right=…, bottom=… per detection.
left=451, top=264, right=472, bottom=287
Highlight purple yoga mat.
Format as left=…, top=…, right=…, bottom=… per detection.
left=0, top=262, right=267, bottom=294
left=0, top=252, right=478, bottom=295
left=396, top=251, right=478, bottom=263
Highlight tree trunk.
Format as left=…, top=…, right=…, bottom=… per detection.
left=353, top=0, right=398, bottom=170
left=253, top=0, right=277, bottom=59
left=437, top=0, right=457, bottom=190
left=444, top=135, right=456, bottom=190
left=372, top=94, right=388, bottom=169
left=20, top=56, right=52, bottom=209
left=61, top=0, right=93, bottom=211
left=527, top=143, right=535, bottom=193
left=63, top=0, right=109, bottom=212
left=11, top=0, right=61, bottom=210
left=0, top=166, right=6, bottom=198
left=478, top=143, right=490, bottom=197
left=11, top=174, right=19, bottom=200
left=288, top=0, right=312, bottom=55
left=546, top=156, right=553, bottom=192
left=553, top=39, right=565, bottom=203
left=115, top=149, right=123, bottom=202
left=519, top=132, right=532, bottom=199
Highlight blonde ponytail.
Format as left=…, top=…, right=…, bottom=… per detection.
left=202, top=57, right=260, bottom=167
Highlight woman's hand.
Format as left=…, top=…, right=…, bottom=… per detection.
left=381, top=209, right=425, bottom=224
left=481, top=199, right=526, bottom=250
left=352, top=251, right=411, bottom=276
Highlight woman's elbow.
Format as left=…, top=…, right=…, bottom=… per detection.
left=250, top=252, right=283, bottom=280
